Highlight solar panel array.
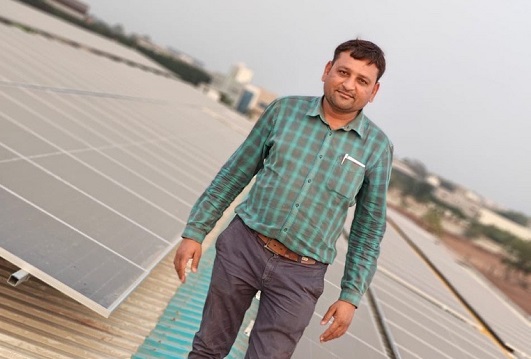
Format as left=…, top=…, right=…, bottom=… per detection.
left=287, top=206, right=521, bottom=359
left=1, top=0, right=166, bottom=71
left=0, top=17, right=252, bottom=317
left=388, top=209, right=531, bottom=359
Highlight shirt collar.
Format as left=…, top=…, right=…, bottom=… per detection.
left=306, top=96, right=368, bottom=138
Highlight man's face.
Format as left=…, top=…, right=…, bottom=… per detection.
left=321, top=51, right=380, bottom=116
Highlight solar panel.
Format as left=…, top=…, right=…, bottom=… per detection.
left=379, top=225, right=475, bottom=321
left=388, top=209, right=531, bottom=358
left=371, top=273, right=508, bottom=359
left=1, top=0, right=167, bottom=71
left=294, top=261, right=389, bottom=359
left=287, top=206, right=519, bottom=358
left=0, top=21, right=251, bottom=317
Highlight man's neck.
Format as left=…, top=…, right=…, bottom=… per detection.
left=322, top=102, right=360, bottom=130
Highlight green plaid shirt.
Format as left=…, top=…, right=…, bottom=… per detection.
left=183, top=96, right=393, bottom=306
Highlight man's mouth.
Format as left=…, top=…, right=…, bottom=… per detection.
left=337, top=90, right=354, bottom=99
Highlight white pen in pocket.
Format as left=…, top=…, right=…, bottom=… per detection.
left=341, top=153, right=365, bottom=168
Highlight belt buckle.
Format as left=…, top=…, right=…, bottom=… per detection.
left=263, top=239, right=276, bottom=254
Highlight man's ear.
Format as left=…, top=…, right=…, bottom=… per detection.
left=321, top=61, right=333, bottom=82
left=369, top=82, right=380, bottom=103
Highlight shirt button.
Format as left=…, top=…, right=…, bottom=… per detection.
left=283, top=228, right=288, bottom=232
left=307, top=179, right=312, bottom=183
left=328, top=132, right=332, bottom=136
left=319, top=155, right=323, bottom=159
left=295, top=203, right=300, bottom=207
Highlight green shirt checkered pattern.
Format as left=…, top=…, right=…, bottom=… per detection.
left=183, top=96, right=393, bottom=306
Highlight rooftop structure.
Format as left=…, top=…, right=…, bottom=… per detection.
left=0, top=2, right=529, bottom=358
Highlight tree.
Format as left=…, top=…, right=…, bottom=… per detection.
left=403, top=181, right=433, bottom=203
left=422, top=209, right=444, bottom=237
left=504, top=239, right=531, bottom=276
left=438, top=177, right=457, bottom=191
left=403, top=158, right=428, bottom=178
left=219, top=93, right=234, bottom=107
left=389, top=171, right=434, bottom=203
left=464, top=220, right=483, bottom=238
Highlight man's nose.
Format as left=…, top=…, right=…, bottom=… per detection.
left=342, top=76, right=356, bottom=90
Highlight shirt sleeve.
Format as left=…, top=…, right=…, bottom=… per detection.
left=181, top=100, right=279, bottom=243
left=339, top=142, right=394, bottom=306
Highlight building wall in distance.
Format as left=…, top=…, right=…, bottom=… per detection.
left=478, top=208, right=531, bottom=241
left=248, top=88, right=277, bottom=121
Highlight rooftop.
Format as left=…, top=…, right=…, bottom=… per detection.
left=0, top=2, right=529, bottom=358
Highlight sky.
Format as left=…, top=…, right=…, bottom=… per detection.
left=82, top=0, right=531, bottom=216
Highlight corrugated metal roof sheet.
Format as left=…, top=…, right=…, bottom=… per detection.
left=133, top=239, right=259, bottom=359
left=133, top=244, right=217, bottom=359
left=0, top=252, right=177, bottom=358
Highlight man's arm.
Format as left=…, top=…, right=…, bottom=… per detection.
left=180, top=101, right=278, bottom=243
left=173, top=100, right=279, bottom=280
left=340, top=143, right=393, bottom=305
left=320, top=143, right=393, bottom=341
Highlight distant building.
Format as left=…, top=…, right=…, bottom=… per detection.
left=44, top=0, right=89, bottom=20
left=477, top=208, right=531, bottom=242
left=235, top=85, right=260, bottom=115
left=220, top=63, right=254, bottom=105
left=228, top=63, right=253, bottom=84
left=432, top=186, right=481, bottom=218
left=199, top=64, right=276, bottom=119
left=425, top=174, right=441, bottom=187
left=247, top=88, right=277, bottom=121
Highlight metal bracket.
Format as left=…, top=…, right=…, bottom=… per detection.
left=8, top=269, right=31, bottom=287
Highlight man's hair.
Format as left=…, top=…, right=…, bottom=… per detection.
left=333, top=39, right=386, bottom=81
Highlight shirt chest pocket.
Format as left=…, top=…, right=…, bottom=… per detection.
left=326, top=155, right=366, bottom=201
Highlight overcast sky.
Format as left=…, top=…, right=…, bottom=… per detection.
left=82, top=0, right=531, bottom=215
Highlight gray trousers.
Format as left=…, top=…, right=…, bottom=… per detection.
left=188, top=216, right=328, bottom=359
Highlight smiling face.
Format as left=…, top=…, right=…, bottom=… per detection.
left=321, top=51, right=380, bottom=120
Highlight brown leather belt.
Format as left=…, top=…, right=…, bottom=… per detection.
left=256, top=232, right=317, bottom=265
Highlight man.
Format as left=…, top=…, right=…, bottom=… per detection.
left=174, top=39, right=393, bottom=358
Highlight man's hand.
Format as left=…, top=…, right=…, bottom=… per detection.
left=173, top=238, right=202, bottom=283
left=320, top=300, right=356, bottom=342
